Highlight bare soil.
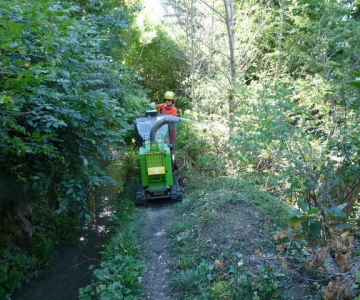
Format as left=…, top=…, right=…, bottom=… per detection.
left=140, top=201, right=178, bottom=300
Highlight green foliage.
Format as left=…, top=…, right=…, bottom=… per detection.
left=30, top=198, right=79, bottom=265
left=158, top=0, right=360, bottom=230
left=356, top=271, right=360, bottom=296
left=288, top=200, right=322, bottom=240
left=226, top=262, right=283, bottom=300
left=177, top=111, right=230, bottom=175
left=0, top=250, right=37, bottom=300
left=232, top=74, right=359, bottom=242
left=126, top=23, right=188, bottom=101
left=0, top=0, right=144, bottom=215
left=79, top=216, right=145, bottom=300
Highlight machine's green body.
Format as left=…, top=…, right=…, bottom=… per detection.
left=134, top=111, right=183, bottom=204
left=139, top=140, right=173, bottom=190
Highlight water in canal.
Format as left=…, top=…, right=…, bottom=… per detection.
left=12, top=159, right=127, bottom=300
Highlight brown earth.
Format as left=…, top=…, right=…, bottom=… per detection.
left=140, top=201, right=177, bottom=300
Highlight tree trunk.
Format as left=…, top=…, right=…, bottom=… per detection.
left=275, top=0, right=286, bottom=83
left=223, top=0, right=236, bottom=132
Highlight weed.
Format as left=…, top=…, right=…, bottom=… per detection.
left=79, top=200, right=146, bottom=300
left=228, top=264, right=283, bottom=300
left=169, top=267, right=208, bottom=297
left=166, top=172, right=319, bottom=299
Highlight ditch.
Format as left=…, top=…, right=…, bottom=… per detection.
left=12, top=160, right=126, bottom=300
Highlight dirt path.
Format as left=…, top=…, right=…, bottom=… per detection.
left=141, top=202, right=177, bottom=300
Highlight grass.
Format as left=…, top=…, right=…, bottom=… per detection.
left=78, top=167, right=324, bottom=299
left=78, top=216, right=146, bottom=300
left=78, top=174, right=146, bottom=300
left=167, top=170, right=321, bottom=300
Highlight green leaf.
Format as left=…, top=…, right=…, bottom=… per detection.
left=34, top=12, right=45, bottom=21
left=307, top=208, right=321, bottom=215
left=302, top=221, right=309, bottom=233
left=324, top=204, right=347, bottom=219
left=289, top=208, right=303, bottom=218
left=297, top=200, right=308, bottom=212
left=84, top=213, right=91, bottom=221
left=66, top=188, right=74, bottom=195
left=336, top=223, right=353, bottom=230
left=288, top=216, right=301, bottom=224
left=348, top=81, right=360, bottom=88
left=310, top=221, right=322, bottom=238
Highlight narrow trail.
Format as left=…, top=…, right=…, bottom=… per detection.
left=141, top=202, right=177, bottom=300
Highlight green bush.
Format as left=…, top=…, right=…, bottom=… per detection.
left=0, top=250, right=37, bottom=299
left=79, top=216, right=146, bottom=300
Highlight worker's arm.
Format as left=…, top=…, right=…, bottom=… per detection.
left=156, top=103, right=164, bottom=109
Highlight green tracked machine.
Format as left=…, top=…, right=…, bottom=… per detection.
left=134, top=110, right=187, bottom=205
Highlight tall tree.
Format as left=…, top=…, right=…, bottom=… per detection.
left=223, top=0, right=236, bottom=131
left=126, top=23, right=188, bottom=101
left=161, top=0, right=275, bottom=118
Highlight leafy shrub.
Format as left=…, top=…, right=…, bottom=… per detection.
left=0, top=0, right=144, bottom=217
left=79, top=221, right=145, bottom=300
left=177, top=110, right=230, bottom=175
left=233, top=76, right=360, bottom=242
left=0, top=250, right=37, bottom=299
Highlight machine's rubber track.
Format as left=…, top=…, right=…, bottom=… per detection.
left=171, top=175, right=183, bottom=202
left=135, top=181, right=147, bottom=206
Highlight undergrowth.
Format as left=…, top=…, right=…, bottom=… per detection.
left=0, top=199, right=80, bottom=299
left=0, top=250, right=37, bottom=300
left=168, top=171, right=323, bottom=300
left=79, top=176, right=146, bottom=300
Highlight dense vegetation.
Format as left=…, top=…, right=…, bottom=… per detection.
left=0, top=0, right=146, bottom=297
left=170, top=0, right=360, bottom=237
left=0, top=0, right=359, bottom=299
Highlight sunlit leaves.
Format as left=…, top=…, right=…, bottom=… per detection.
left=0, top=0, right=143, bottom=214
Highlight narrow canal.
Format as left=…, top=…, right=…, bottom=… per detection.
left=12, top=160, right=126, bottom=300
